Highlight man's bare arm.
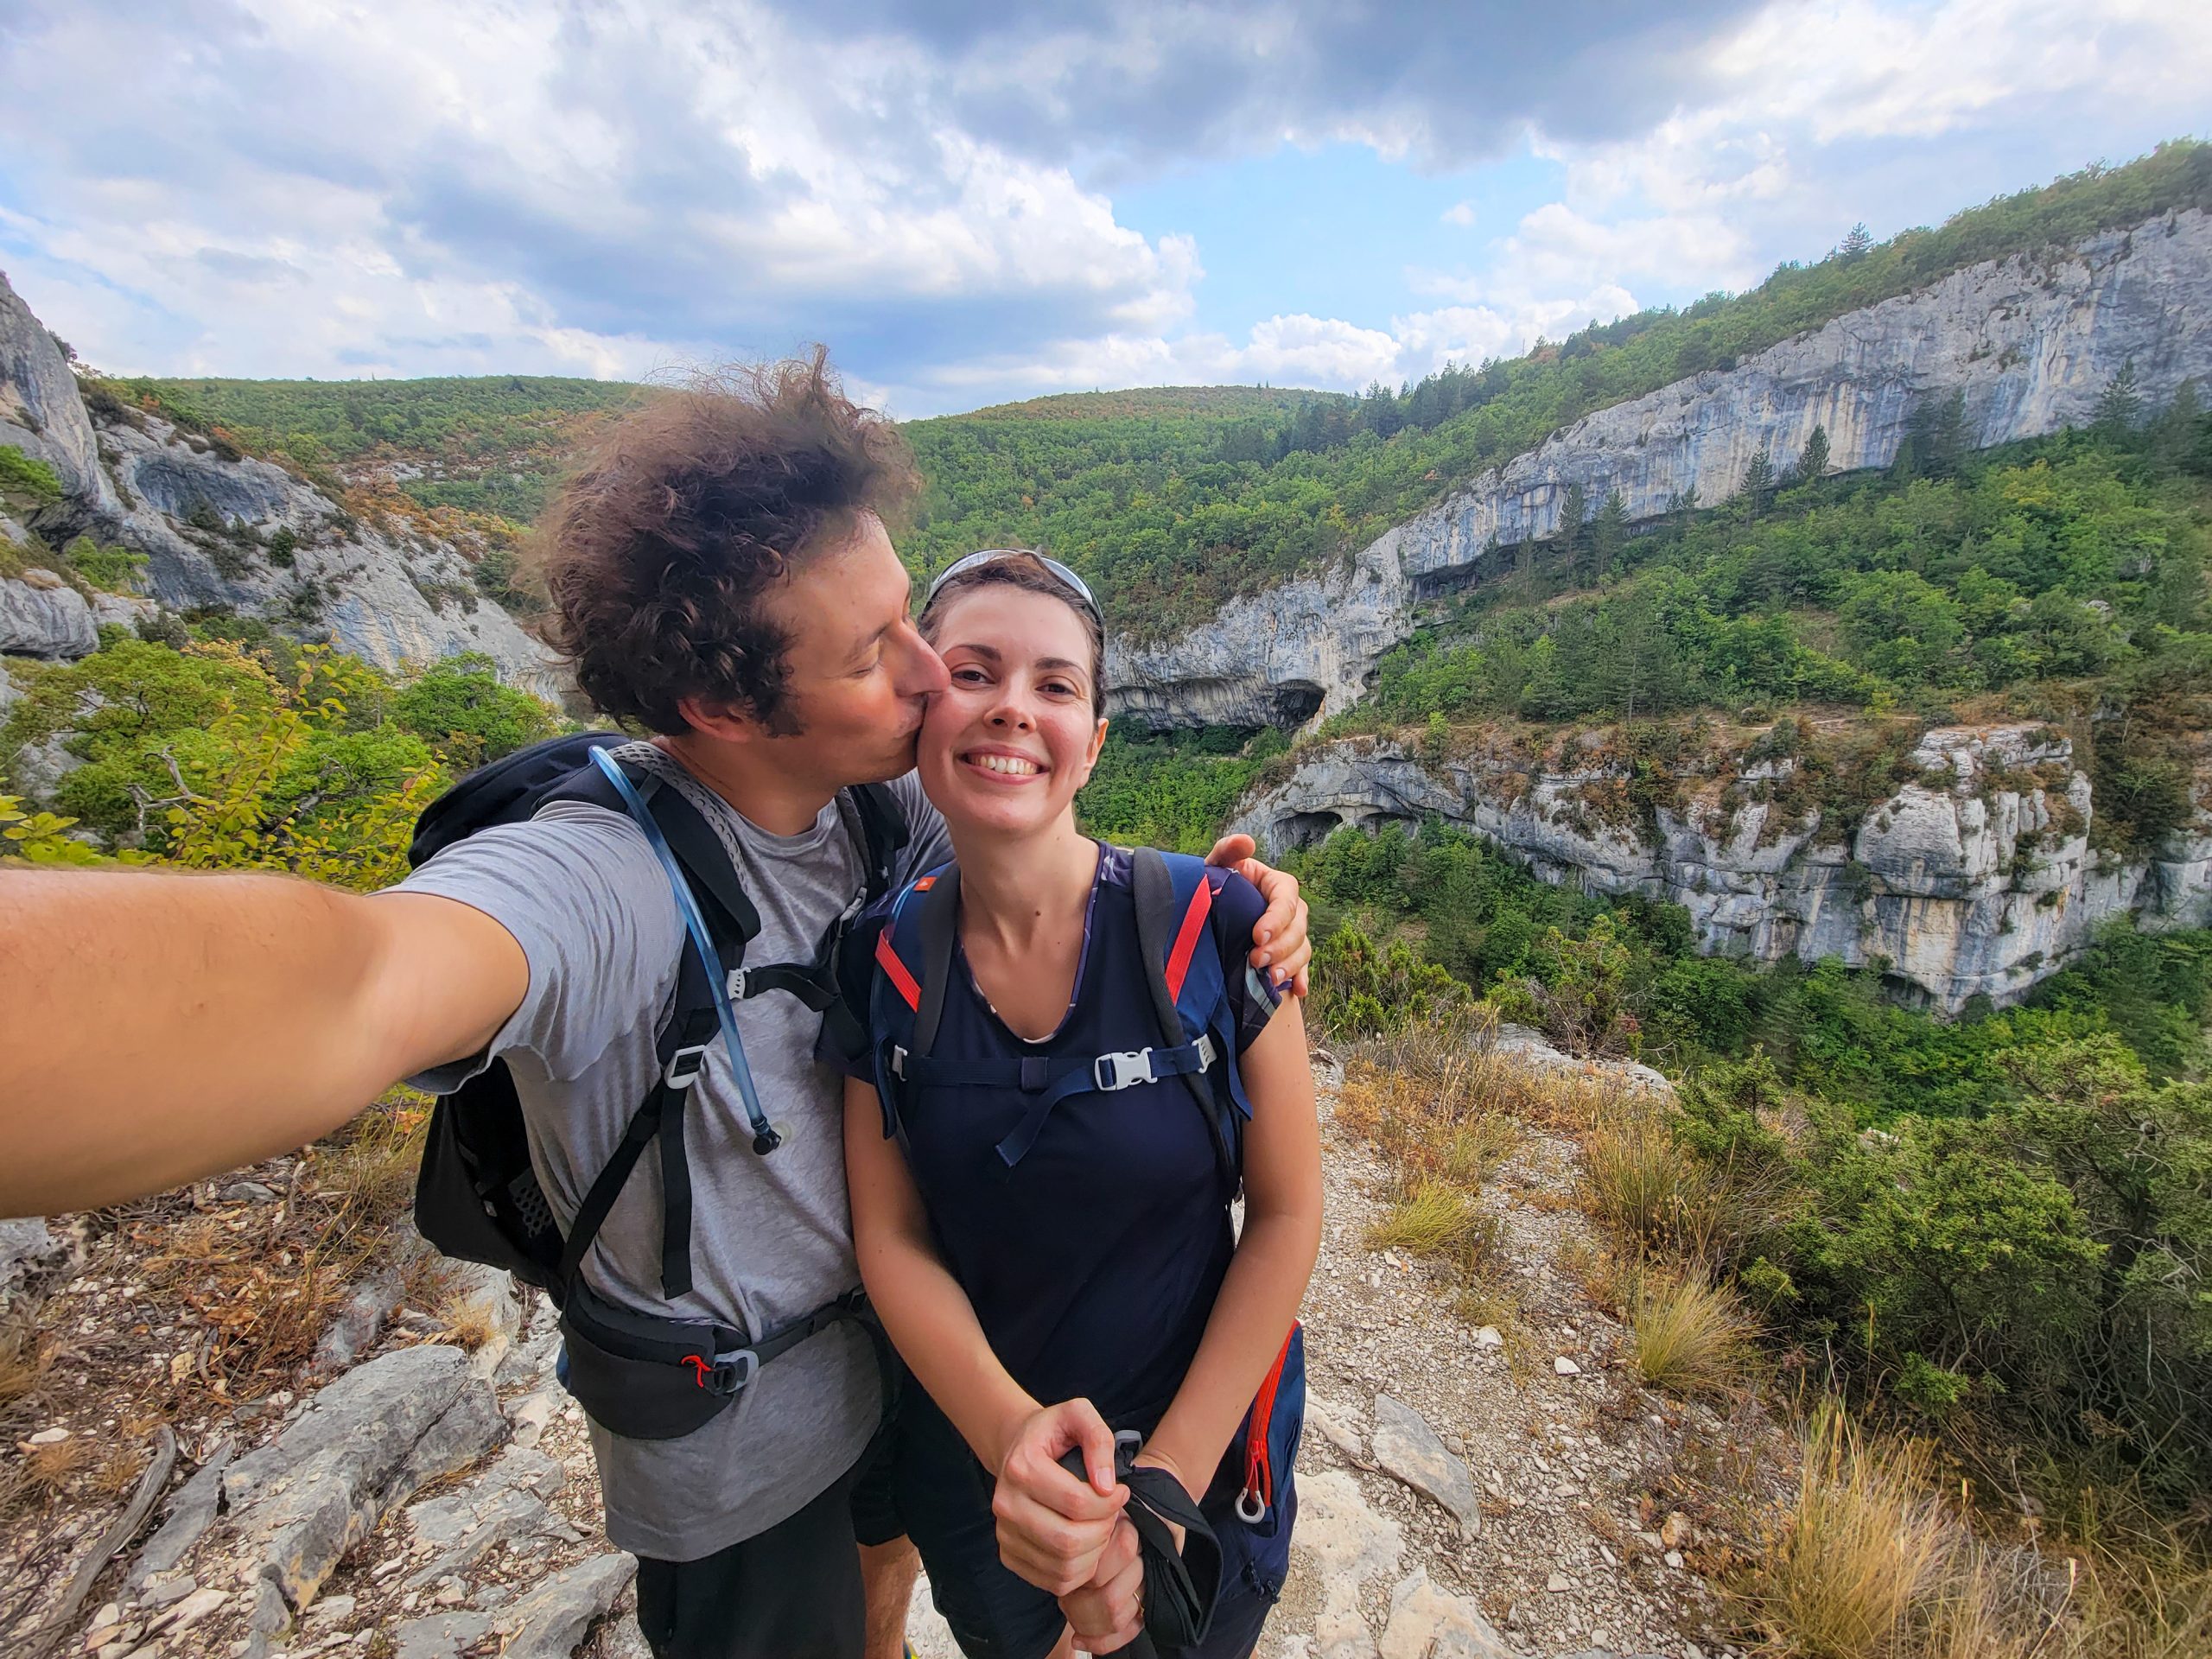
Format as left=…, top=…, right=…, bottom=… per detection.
left=0, top=869, right=528, bottom=1217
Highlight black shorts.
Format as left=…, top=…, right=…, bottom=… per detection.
left=637, top=1448, right=876, bottom=1659
left=850, top=1403, right=906, bottom=1548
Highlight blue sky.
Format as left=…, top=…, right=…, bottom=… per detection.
left=0, top=0, right=2205, bottom=416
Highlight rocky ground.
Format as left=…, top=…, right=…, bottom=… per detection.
left=2, top=1043, right=1792, bottom=1659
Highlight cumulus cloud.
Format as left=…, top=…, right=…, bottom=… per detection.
left=0, top=0, right=2204, bottom=413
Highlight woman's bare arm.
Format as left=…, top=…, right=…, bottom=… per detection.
left=1133, top=995, right=1323, bottom=1498
left=842, top=1077, right=1128, bottom=1597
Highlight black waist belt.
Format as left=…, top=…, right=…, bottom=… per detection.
left=1058, top=1430, right=1221, bottom=1654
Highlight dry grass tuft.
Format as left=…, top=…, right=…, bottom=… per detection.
left=1580, top=1103, right=1737, bottom=1263
left=88, top=1439, right=150, bottom=1499
left=22, top=1436, right=87, bottom=1500
left=1630, top=1272, right=1757, bottom=1399
left=1731, top=1406, right=2122, bottom=1659
left=313, top=1090, right=432, bottom=1239
left=1738, top=1408, right=1954, bottom=1657
left=1366, top=1180, right=1501, bottom=1272
left=432, top=1287, right=504, bottom=1353
left=0, top=1314, right=48, bottom=1408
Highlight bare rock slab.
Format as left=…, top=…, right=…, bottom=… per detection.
left=223, top=1344, right=507, bottom=1611
left=493, top=1552, right=639, bottom=1659
left=1370, top=1393, right=1482, bottom=1537
left=394, top=1608, right=493, bottom=1659
left=1380, top=1567, right=1512, bottom=1659
left=129, top=1440, right=232, bottom=1586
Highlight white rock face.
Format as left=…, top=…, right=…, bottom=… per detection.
left=0, top=570, right=97, bottom=658
left=1231, top=726, right=2210, bottom=1012
left=0, top=270, right=563, bottom=699
left=0, top=270, right=119, bottom=515
left=1114, top=210, right=2212, bottom=727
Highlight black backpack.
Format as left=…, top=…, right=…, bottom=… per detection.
left=406, top=733, right=906, bottom=1438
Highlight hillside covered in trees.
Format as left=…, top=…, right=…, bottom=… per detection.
left=93, top=143, right=2210, bottom=634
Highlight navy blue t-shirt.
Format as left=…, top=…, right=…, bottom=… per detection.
left=850, top=844, right=1280, bottom=1428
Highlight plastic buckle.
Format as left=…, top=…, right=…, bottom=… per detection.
left=664, top=1044, right=711, bottom=1090
left=725, top=967, right=752, bottom=1000
left=889, top=1046, right=907, bottom=1081
left=1094, top=1048, right=1155, bottom=1091
left=707, top=1349, right=759, bottom=1395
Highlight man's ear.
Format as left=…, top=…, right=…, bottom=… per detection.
left=676, top=695, right=766, bottom=744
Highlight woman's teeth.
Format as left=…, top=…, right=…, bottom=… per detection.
left=971, top=753, right=1041, bottom=776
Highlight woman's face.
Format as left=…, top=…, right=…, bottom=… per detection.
left=918, top=584, right=1108, bottom=840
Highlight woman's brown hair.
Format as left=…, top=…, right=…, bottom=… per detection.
left=532, top=349, right=917, bottom=734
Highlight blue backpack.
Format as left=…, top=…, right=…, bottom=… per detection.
left=865, top=847, right=1254, bottom=1187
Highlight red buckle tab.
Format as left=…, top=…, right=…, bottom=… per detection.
left=1240, top=1325, right=1296, bottom=1522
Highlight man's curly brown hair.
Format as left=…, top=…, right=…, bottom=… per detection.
left=533, top=350, right=917, bottom=734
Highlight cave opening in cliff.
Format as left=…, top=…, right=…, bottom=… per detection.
left=1274, top=810, right=1344, bottom=848
left=1274, top=682, right=1324, bottom=725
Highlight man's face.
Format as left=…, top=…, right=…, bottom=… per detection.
left=748, top=514, right=949, bottom=786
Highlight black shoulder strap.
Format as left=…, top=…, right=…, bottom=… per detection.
left=847, top=782, right=910, bottom=906
left=554, top=943, right=720, bottom=1302
left=912, top=867, right=962, bottom=1060
left=634, top=773, right=762, bottom=957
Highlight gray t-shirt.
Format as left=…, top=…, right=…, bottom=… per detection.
left=391, top=742, right=949, bottom=1560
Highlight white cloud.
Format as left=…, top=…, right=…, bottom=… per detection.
left=1, top=0, right=2205, bottom=414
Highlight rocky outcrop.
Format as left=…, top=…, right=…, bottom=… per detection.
left=0, top=270, right=563, bottom=697
left=0, top=270, right=118, bottom=515
left=0, top=569, right=97, bottom=657
left=1113, top=210, right=2212, bottom=727
left=1231, top=724, right=2212, bottom=1011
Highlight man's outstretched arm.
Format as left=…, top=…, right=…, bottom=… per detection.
left=0, top=869, right=527, bottom=1217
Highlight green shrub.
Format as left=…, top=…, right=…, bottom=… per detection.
left=62, top=537, right=148, bottom=593
left=0, top=448, right=63, bottom=506
left=1309, top=925, right=1467, bottom=1039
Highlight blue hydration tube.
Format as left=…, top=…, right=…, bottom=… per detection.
left=590, top=747, right=781, bottom=1154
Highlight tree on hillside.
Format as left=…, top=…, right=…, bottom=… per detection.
left=1838, top=222, right=1874, bottom=262
left=1558, top=482, right=1589, bottom=584
left=1741, top=449, right=1777, bottom=518
left=1592, top=489, right=1629, bottom=581
left=2095, top=358, right=2143, bottom=438
left=2148, top=379, right=2202, bottom=476
left=1797, top=423, right=1832, bottom=484
left=1900, top=388, right=1968, bottom=480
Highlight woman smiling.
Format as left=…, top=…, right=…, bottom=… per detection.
left=842, top=550, right=1322, bottom=1659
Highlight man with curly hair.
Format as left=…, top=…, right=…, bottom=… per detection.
left=0, top=353, right=1310, bottom=1659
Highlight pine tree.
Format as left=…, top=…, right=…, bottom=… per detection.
left=1592, top=489, right=1629, bottom=580
left=1838, top=222, right=1873, bottom=262
left=1796, top=423, right=1831, bottom=485
left=1741, top=449, right=1776, bottom=517
left=1558, top=482, right=1588, bottom=583
left=1905, top=388, right=1967, bottom=479
left=2149, top=379, right=2202, bottom=474
left=2095, top=359, right=2143, bottom=438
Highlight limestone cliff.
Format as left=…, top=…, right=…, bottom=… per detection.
left=1112, top=210, right=2212, bottom=728
left=1230, top=726, right=2212, bottom=1012
left=0, top=272, right=562, bottom=697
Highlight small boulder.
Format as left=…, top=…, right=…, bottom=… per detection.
left=1370, top=1395, right=1481, bottom=1537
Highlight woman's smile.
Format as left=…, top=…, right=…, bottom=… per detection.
left=960, top=746, right=1048, bottom=781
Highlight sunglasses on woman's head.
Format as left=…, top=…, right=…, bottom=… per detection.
left=923, top=550, right=1102, bottom=626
